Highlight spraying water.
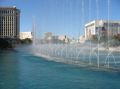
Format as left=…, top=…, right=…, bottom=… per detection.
left=32, top=0, right=120, bottom=71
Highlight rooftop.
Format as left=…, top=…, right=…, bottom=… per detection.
left=0, top=6, right=16, bottom=9
left=85, top=20, right=120, bottom=27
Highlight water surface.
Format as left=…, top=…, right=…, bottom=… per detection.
left=0, top=47, right=120, bottom=89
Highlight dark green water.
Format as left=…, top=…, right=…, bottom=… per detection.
left=0, top=47, right=120, bottom=89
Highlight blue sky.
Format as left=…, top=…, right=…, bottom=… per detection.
left=0, top=0, right=120, bottom=38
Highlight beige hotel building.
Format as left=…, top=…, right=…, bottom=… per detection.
left=0, top=6, right=20, bottom=39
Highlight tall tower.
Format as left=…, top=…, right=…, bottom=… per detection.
left=0, top=6, right=20, bottom=39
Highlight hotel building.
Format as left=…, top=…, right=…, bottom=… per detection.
left=0, top=6, right=20, bottom=39
left=85, top=20, right=120, bottom=40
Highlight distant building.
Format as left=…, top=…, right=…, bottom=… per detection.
left=70, top=38, right=78, bottom=44
left=43, top=32, right=58, bottom=43
left=79, top=35, right=85, bottom=43
left=58, top=35, right=69, bottom=43
left=85, top=20, right=120, bottom=40
left=58, top=35, right=66, bottom=41
left=0, top=6, right=20, bottom=39
left=44, top=32, right=52, bottom=40
left=42, top=33, right=70, bottom=44
left=20, top=32, right=32, bottom=40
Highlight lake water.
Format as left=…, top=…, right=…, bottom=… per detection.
left=0, top=46, right=120, bottom=89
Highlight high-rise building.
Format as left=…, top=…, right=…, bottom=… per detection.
left=0, top=6, right=20, bottom=39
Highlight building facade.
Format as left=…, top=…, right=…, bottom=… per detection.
left=85, top=20, right=120, bottom=40
left=0, top=6, right=20, bottom=39
left=44, top=32, right=52, bottom=40
left=20, top=32, right=32, bottom=40
left=79, top=35, right=85, bottom=43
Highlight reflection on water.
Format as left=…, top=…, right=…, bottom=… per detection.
left=0, top=46, right=120, bottom=89
left=0, top=50, right=19, bottom=89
